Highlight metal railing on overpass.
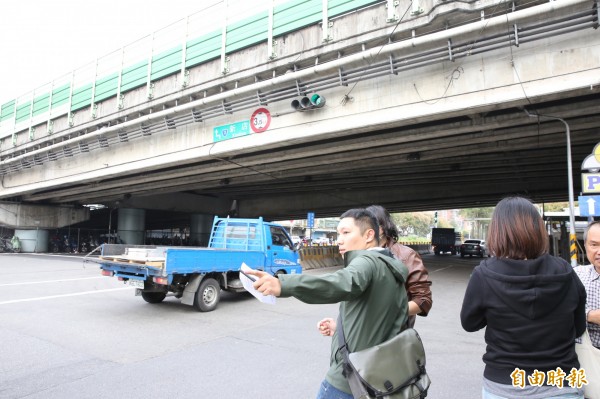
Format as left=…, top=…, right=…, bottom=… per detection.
left=0, top=0, right=381, bottom=142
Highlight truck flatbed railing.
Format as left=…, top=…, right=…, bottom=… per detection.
left=88, top=244, right=169, bottom=268
left=208, top=217, right=265, bottom=251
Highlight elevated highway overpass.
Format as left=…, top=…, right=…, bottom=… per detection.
left=0, top=0, right=599, bottom=237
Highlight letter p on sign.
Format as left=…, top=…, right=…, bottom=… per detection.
left=583, top=174, right=600, bottom=193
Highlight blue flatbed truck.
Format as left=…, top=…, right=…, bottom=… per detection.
left=90, top=217, right=302, bottom=311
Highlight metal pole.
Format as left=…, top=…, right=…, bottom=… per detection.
left=108, top=208, right=113, bottom=244
left=562, top=118, right=579, bottom=267
left=525, top=110, right=577, bottom=266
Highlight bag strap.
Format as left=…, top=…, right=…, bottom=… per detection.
left=337, top=313, right=371, bottom=399
left=337, top=313, right=350, bottom=364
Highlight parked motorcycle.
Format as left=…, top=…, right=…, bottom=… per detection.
left=0, top=236, right=21, bottom=253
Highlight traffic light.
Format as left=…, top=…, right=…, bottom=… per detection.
left=434, top=211, right=438, bottom=224
left=291, top=94, right=326, bottom=111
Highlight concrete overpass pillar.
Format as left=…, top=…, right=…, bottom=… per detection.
left=190, top=214, right=213, bottom=246
left=117, top=208, right=146, bottom=244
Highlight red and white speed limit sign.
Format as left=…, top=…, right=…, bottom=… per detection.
left=250, top=108, right=271, bottom=133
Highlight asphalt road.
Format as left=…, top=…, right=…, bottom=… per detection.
left=0, top=252, right=486, bottom=399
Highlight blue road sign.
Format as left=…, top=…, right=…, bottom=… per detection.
left=579, top=195, right=600, bottom=216
left=307, top=212, right=315, bottom=228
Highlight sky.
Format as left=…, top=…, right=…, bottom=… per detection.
left=0, top=0, right=224, bottom=106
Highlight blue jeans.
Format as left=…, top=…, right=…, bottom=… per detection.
left=482, top=387, right=584, bottom=399
left=316, top=380, right=353, bottom=399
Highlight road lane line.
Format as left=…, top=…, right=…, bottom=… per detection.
left=0, top=287, right=132, bottom=305
left=0, top=277, right=105, bottom=287
left=431, top=265, right=455, bottom=273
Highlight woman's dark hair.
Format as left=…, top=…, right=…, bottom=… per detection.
left=487, top=196, right=548, bottom=259
left=340, top=208, right=380, bottom=244
left=366, top=205, right=399, bottom=243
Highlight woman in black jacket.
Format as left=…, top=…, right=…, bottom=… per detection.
left=461, top=196, right=586, bottom=399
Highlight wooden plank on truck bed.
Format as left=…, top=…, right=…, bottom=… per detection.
left=145, top=261, right=165, bottom=267
left=99, top=255, right=165, bottom=267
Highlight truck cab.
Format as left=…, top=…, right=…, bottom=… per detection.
left=208, top=217, right=299, bottom=274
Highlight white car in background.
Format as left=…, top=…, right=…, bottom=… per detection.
left=311, top=237, right=331, bottom=245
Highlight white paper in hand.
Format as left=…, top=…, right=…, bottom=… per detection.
left=239, top=263, right=276, bottom=305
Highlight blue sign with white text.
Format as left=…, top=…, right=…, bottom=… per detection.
left=307, top=212, right=315, bottom=228
left=579, top=195, right=600, bottom=216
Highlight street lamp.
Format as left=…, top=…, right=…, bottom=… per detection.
left=525, top=110, right=577, bottom=267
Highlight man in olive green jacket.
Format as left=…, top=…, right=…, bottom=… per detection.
left=248, top=208, right=409, bottom=398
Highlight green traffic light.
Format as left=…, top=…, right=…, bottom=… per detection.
left=291, top=94, right=326, bottom=111
left=310, top=94, right=325, bottom=107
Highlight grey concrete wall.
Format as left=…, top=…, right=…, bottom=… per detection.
left=0, top=203, right=89, bottom=229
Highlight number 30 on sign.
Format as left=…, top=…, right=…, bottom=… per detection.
left=250, top=108, right=271, bottom=133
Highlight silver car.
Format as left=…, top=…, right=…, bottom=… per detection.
left=460, top=239, right=487, bottom=258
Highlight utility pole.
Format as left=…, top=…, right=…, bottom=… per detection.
left=525, top=110, right=577, bottom=266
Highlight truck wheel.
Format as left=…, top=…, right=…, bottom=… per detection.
left=141, top=291, right=166, bottom=304
left=274, top=270, right=286, bottom=278
left=194, top=278, right=220, bottom=312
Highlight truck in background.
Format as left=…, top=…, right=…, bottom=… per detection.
left=89, top=217, right=302, bottom=312
left=431, top=228, right=461, bottom=255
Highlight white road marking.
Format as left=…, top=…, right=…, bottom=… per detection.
left=0, top=276, right=105, bottom=287
left=0, top=287, right=132, bottom=305
left=431, top=265, right=455, bottom=273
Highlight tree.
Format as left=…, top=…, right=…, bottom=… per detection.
left=459, top=207, right=494, bottom=239
left=539, top=202, right=570, bottom=212
left=391, top=212, right=433, bottom=237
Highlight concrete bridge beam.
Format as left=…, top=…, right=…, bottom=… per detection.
left=0, top=202, right=89, bottom=229
left=105, top=193, right=233, bottom=216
